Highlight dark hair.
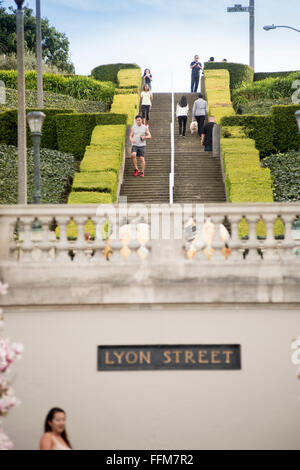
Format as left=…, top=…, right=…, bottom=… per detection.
left=222, top=58, right=228, bottom=62
left=209, top=57, right=215, bottom=62
left=198, top=93, right=203, bottom=99
left=179, top=96, right=187, bottom=107
left=143, top=68, right=151, bottom=76
left=135, top=115, right=143, bottom=120
left=143, top=84, right=150, bottom=91
left=44, top=407, right=72, bottom=449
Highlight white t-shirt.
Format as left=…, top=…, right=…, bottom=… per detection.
left=141, top=91, right=152, bottom=106
left=176, top=104, right=189, bottom=117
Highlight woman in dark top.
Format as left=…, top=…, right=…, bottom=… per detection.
left=142, top=69, right=153, bottom=90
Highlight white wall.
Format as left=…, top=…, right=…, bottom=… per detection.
left=3, top=306, right=300, bottom=450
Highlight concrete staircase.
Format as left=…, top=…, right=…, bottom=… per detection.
left=120, top=92, right=227, bottom=204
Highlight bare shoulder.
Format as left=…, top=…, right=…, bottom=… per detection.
left=40, top=432, right=54, bottom=450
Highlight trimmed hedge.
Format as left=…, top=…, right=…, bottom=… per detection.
left=80, top=148, right=121, bottom=173
left=111, top=93, right=140, bottom=125
left=204, top=70, right=235, bottom=123
left=264, top=151, right=300, bottom=202
left=55, top=112, right=127, bottom=160
left=91, top=63, right=140, bottom=84
left=220, top=114, right=276, bottom=157
left=68, top=192, right=113, bottom=204
left=118, top=69, right=141, bottom=89
left=0, top=108, right=75, bottom=150
left=221, top=138, right=273, bottom=202
left=0, top=70, right=115, bottom=104
left=72, top=171, right=118, bottom=194
left=254, top=71, right=300, bottom=81
left=115, top=88, right=139, bottom=95
left=0, top=144, right=75, bottom=204
left=272, top=105, right=300, bottom=152
left=204, top=62, right=254, bottom=91
left=0, top=88, right=107, bottom=114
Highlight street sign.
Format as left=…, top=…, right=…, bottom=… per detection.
left=227, top=5, right=249, bottom=12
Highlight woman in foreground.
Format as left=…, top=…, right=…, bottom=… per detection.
left=40, top=407, right=72, bottom=450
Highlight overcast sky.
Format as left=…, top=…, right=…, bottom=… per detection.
left=2, top=0, right=300, bottom=91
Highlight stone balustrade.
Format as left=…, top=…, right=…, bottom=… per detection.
left=0, top=203, right=300, bottom=305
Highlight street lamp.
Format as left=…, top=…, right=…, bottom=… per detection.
left=263, top=24, right=300, bottom=33
left=26, top=111, right=45, bottom=204
left=295, top=110, right=300, bottom=134
left=227, top=0, right=255, bottom=69
left=14, top=0, right=27, bottom=204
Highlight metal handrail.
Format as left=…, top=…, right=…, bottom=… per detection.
left=169, top=83, right=175, bottom=204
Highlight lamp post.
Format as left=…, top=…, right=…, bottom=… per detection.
left=36, top=0, right=43, bottom=108
left=26, top=111, right=45, bottom=204
left=227, top=1, right=255, bottom=69
left=263, top=24, right=300, bottom=33
left=295, top=110, right=300, bottom=134
left=14, top=0, right=27, bottom=204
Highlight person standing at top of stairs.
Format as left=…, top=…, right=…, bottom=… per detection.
left=190, top=54, right=203, bottom=92
left=192, top=93, right=208, bottom=140
left=130, top=115, right=152, bottom=178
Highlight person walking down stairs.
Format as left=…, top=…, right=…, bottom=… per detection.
left=176, top=96, right=189, bottom=137
left=130, top=114, right=152, bottom=178
left=201, top=116, right=215, bottom=152
left=140, top=84, right=153, bottom=126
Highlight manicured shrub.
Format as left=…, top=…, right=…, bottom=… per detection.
left=90, top=124, right=126, bottom=149
left=56, top=113, right=96, bottom=159
left=91, top=63, right=140, bottom=84
left=72, top=171, right=118, bottom=194
left=264, top=151, right=300, bottom=202
left=0, top=88, right=106, bottom=113
left=204, top=62, right=254, bottom=91
left=80, top=147, right=121, bottom=173
left=220, top=114, right=276, bottom=157
left=114, top=88, right=139, bottom=95
left=111, top=93, right=140, bottom=125
left=221, top=138, right=274, bottom=202
left=95, top=113, right=127, bottom=125
left=271, top=105, right=300, bottom=152
left=204, top=70, right=235, bottom=123
left=234, top=97, right=292, bottom=115
left=0, top=144, right=75, bottom=204
left=0, top=108, right=75, bottom=149
left=68, top=192, right=113, bottom=204
left=117, top=69, right=141, bottom=89
left=0, top=70, right=115, bottom=103
left=254, top=71, right=300, bottom=81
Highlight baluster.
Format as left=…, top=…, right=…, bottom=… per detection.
left=55, top=217, right=72, bottom=262
left=20, top=218, right=34, bottom=263
left=90, top=217, right=107, bottom=263
left=281, top=214, right=297, bottom=260
left=73, top=217, right=89, bottom=263
left=210, top=215, right=224, bottom=260
left=39, top=217, right=53, bottom=262
left=228, top=215, right=243, bottom=261
left=245, top=215, right=260, bottom=262
left=261, top=214, right=279, bottom=261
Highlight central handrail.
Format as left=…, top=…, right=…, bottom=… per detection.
left=169, top=84, right=175, bottom=204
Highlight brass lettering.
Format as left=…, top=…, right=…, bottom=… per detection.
left=211, top=350, right=221, bottom=364
left=222, top=350, right=234, bottom=364
left=163, top=351, right=172, bottom=364
left=185, top=350, right=196, bottom=364
left=198, top=350, right=209, bottom=363
left=125, top=351, right=138, bottom=364
left=104, top=351, right=115, bottom=364
left=113, top=351, right=124, bottom=364
left=139, top=351, right=151, bottom=364
left=173, top=350, right=182, bottom=363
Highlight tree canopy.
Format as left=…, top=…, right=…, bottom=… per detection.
left=0, top=1, right=74, bottom=73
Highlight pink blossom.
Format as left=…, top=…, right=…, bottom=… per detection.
left=0, top=426, right=13, bottom=450
left=0, top=283, right=8, bottom=296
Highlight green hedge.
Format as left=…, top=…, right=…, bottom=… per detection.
left=111, top=94, right=140, bottom=125
left=68, top=192, right=113, bottom=204
left=204, top=62, right=254, bottom=91
left=72, top=171, right=117, bottom=194
left=0, top=144, right=75, bottom=204
left=117, top=69, right=142, bottom=89
left=221, top=138, right=273, bottom=202
left=232, top=72, right=300, bottom=102
left=80, top=148, right=121, bottom=173
left=0, top=108, right=76, bottom=150
left=263, top=151, right=300, bottom=201
left=220, top=114, right=276, bottom=157
left=91, top=63, right=140, bottom=84
left=0, top=70, right=115, bottom=104
left=254, top=71, right=300, bottom=81
left=203, top=70, right=235, bottom=123
left=55, top=113, right=128, bottom=160
left=272, top=105, right=300, bottom=152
